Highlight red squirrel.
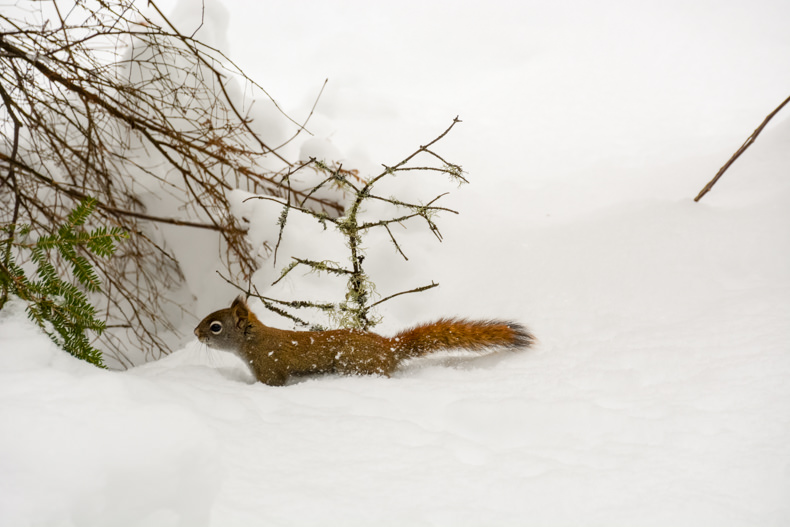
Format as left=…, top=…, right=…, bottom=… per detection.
left=194, top=296, right=534, bottom=386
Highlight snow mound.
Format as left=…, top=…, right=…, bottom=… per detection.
left=0, top=304, right=221, bottom=527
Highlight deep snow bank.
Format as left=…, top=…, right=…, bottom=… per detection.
left=0, top=302, right=221, bottom=527
left=1, top=155, right=788, bottom=525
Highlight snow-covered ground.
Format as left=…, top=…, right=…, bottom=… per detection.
left=1, top=0, right=789, bottom=525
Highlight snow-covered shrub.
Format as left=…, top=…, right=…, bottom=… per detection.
left=0, top=0, right=347, bottom=366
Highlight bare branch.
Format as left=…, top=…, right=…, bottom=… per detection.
left=369, top=282, right=439, bottom=309
left=695, top=95, right=790, bottom=202
left=245, top=118, right=464, bottom=330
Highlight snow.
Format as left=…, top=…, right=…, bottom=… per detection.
left=2, top=0, right=790, bottom=525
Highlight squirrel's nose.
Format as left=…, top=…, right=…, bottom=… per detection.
left=194, top=327, right=200, bottom=337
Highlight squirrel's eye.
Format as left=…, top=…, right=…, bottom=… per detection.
left=209, top=321, right=223, bottom=334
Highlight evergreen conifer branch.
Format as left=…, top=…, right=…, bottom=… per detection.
left=0, top=198, right=128, bottom=367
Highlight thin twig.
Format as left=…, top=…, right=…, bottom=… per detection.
left=274, top=78, right=327, bottom=152
left=695, top=95, right=790, bottom=202
left=369, top=282, right=439, bottom=309
left=383, top=224, right=408, bottom=260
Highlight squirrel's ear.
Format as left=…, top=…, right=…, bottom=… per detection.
left=230, top=295, right=250, bottom=325
left=230, top=295, right=247, bottom=310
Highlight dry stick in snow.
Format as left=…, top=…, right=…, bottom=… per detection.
left=694, top=94, right=790, bottom=202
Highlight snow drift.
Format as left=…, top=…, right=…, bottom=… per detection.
left=1, top=0, right=789, bottom=525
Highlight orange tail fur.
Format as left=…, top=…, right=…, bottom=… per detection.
left=392, top=318, right=534, bottom=359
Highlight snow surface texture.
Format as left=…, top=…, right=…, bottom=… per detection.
left=2, top=0, right=790, bottom=525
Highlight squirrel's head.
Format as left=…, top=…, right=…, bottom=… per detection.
left=194, top=296, right=255, bottom=352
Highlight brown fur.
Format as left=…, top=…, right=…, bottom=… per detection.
left=194, top=296, right=535, bottom=386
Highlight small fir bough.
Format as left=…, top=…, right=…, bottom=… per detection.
left=0, top=198, right=128, bottom=367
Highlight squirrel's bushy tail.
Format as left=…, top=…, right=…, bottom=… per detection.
left=392, top=318, right=534, bottom=359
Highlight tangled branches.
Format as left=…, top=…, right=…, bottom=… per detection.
left=0, top=0, right=342, bottom=366
left=227, top=118, right=466, bottom=331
